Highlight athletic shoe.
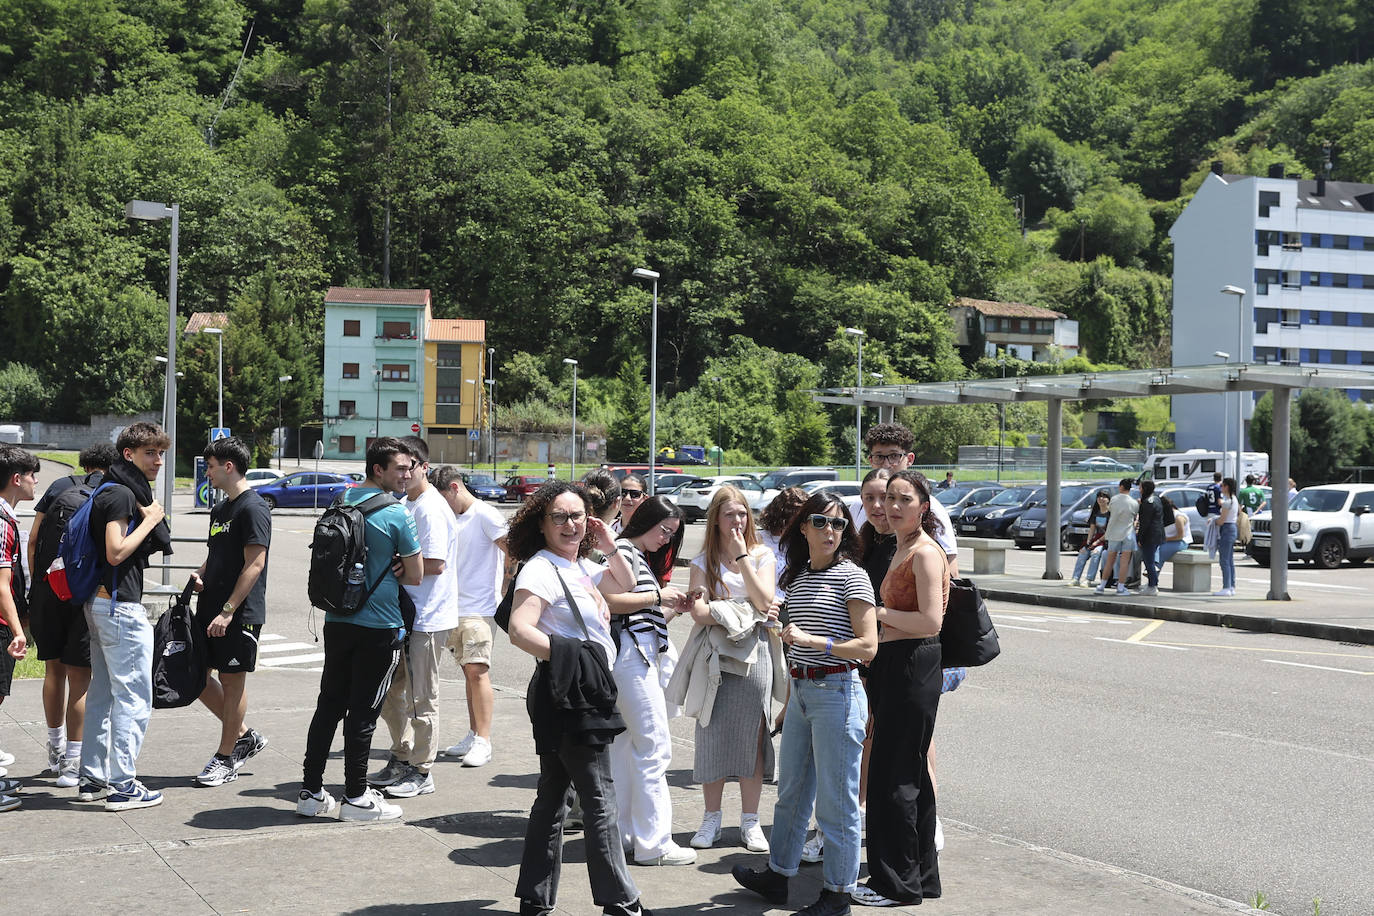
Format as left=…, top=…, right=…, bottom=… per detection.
left=935, top=815, right=945, bottom=852
left=105, top=779, right=163, bottom=811
left=850, top=884, right=905, bottom=907
left=1139, top=585, right=1159, bottom=596
left=603, top=902, right=653, bottom=916
left=340, top=787, right=402, bottom=822
left=46, top=741, right=63, bottom=774
left=1212, top=588, right=1230, bottom=596
left=0, top=777, right=21, bottom=794
left=1069, top=578, right=1081, bottom=587
left=443, top=730, right=475, bottom=758
left=384, top=766, right=435, bottom=798
left=634, top=843, right=696, bottom=866
left=0, top=793, right=19, bottom=812
left=295, top=788, right=338, bottom=818
left=740, top=821, right=769, bottom=853
left=55, top=758, right=80, bottom=789
left=797, top=889, right=852, bottom=916
left=77, top=778, right=108, bottom=802
left=1093, top=583, right=1105, bottom=594
left=731, top=865, right=789, bottom=905
left=0, top=749, right=14, bottom=768
left=1115, top=584, right=1129, bottom=596
left=690, top=810, right=723, bottom=849
left=367, top=754, right=409, bottom=787
left=0, top=765, right=6, bottom=778
left=232, top=728, right=268, bottom=770
left=800, top=828, right=824, bottom=863
left=196, top=755, right=238, bottom=787
left=461, top=737, right=492, bottom=768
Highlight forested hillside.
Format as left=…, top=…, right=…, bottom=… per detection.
left=1, top=0, right=1371, bottom=463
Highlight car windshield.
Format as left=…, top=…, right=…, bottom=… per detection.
left=758, top=471, right=792, bottom=489
left=935, top=487, right=972, bottom=505
left=1290, top=489, right=1349, bottom=512
left=468, top=475, right=496, bottom=486
left=988, top=488, right=1030, bottom=506
left=1061, top=487, right=1094, bottom=507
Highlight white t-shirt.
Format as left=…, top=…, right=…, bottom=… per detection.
left=516, top=549, right=616, bottom=660
left=453, top=498, right=509, bottom=618
left=845, top=492, right=958, bottom=557
left=403, top=486, right=459, bottom=632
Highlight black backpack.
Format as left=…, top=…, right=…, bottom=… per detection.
left=1194, top=493, right=1211, bottom=517
left=308, top=492, right=397, bottom=615
left=34, top=475, right=95, bottom=580
left=152, top=581, right=207, bottom=709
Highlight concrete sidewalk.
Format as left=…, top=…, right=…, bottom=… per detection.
left=0, top=660, right=1265, bottom=916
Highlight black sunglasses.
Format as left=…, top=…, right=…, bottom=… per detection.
left=622, top=489, right=645, bottom=500
left=807, top=514, right=848, bottom=532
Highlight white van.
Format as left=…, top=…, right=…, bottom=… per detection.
left=1149, top=450, right=1268, bottom=483
left=0, top=425, right=23, bottom=444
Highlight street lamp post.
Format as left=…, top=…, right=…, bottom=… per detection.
left=845, top=328, right=865, bottom=480
left=125, top=199, right=178, bottom=585
left=1220, top=285, right=1247, bottom=480
left=277, top=374, right=292, bottom=469
left=1214, top=351, right=1230, bottom=467
left=563, top=358, right=579, bottom=479
left=711, top=376, right=722, bottom=474
left=465, top=378, right=479, bottom=466
left=632, top=267, right=660, bottom=493
left=997, top=352, right=1007, bottom=482
left=869, top=372, right=883, bottom=427
left=201, top=327, right=224, bottom=433
left=487, top=346, right=496, bottom=474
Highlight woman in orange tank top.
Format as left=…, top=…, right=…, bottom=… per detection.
left=851, top=469, right=948, bottom=907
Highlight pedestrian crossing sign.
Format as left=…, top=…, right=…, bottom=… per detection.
left=211, top=427, right=231, bottom=441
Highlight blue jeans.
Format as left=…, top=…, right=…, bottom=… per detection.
left=1156, top=539, right=1188, bottom=570
left=1218, top=522, right=1237, bottom=588
left=82, top=596, right=153, bottom=788
left=769, top=669, right=867, bottom=893
left=1072, top=546, right=1103, bottom=582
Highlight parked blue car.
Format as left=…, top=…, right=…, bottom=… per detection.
left=255, top=471, right=359, bottom=509
left=463, top=474, right=507, bottom=501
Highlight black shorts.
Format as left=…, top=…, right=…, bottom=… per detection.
left=0, top=624, right=14, bottom=696
left=29, top=579, right=92, bottom=667
left=200, top=617, right=262, bottom=674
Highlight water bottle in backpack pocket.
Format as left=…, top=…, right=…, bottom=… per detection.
left=308, top=492, right=396, bottom=615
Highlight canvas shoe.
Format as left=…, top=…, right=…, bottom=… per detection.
left=105, top=779, right=163, bottom=811
left=232, top=728, right=268, bottom=770
left=340, top=787, right=402, bottom=822
left=77, top=778, right=108, bottom=802
left=443, top=730, right=476, bottom=758
left=384, top=766, right=435, bottom=798
left=55, top=757, right=80, bottom=789
left=634, top=843, right=696, bottom=866
left=367, top=753, right=409, bottom=787
left=1212, top=588, right=1230, bottom=596
left=196, top=755, right=238, bottom=787
left=0, top=793, right=19, bottom=812
left=295, top=788, right=338, bottom=818
left=1093, top=583, right=1105, bottom=594
left=1116, top=584, right=1129, bottom=596
left=740, top=819, right=769, bottom=853
left=690, top=810, right=722, bottom=849
left=461, top=736, right=492, bottom=768
left=800, top=828, right=824, bottom=863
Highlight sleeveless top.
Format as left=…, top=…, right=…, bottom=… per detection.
left=880, top=543, right=949, bottom=638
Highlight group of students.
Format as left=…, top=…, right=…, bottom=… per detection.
left=505, top=422, right=958, bottom=916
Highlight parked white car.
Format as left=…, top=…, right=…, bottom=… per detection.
left=245, top=468, right=284, bottom=488
left=674, top=475, right=765, bottom=521
left=754, top=479, right=861, bottom=517
left=1249, top=484, right=1374, bottom=569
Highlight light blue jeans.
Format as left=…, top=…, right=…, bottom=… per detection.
left=1072, top=546, right=1104, bottom=582
left=1156, top=539, right=1188, bottom=569
left=1218, top=522, right=1237, bottom=589
left=82, top=596, right=153, bottom=788
left=769, top=669, right=867, bottom=893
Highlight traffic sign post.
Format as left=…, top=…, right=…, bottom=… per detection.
left=467, top=429, right=481, bottom=440
left=411, top=423, right=421, bottom=434
left=210, top=427, right=230, bottom=441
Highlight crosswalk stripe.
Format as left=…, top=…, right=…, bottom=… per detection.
left=260, top=653, right=326, bottom=667
left=258, top=642, right=317, bottom=654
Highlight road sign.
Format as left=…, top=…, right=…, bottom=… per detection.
left=468, top=429, right=481, bottom=440
left=210, top=427, right=231, bottom=441
left=411, top=423, right=421, bottom=433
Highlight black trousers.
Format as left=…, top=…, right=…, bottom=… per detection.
left=865, top=637, right=942, bottom=903
left=302, top=621, right=401, bottom=799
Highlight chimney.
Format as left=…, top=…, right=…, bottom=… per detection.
left=1211, top=161, right=1224, bottom=177
left=1316, top=176, right=1326, bottom=196
left=1267, top=163, right=1285, bottom=179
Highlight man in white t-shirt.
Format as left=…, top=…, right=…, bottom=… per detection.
left=437, top=466, right=510, bottom=768
left=371, top=438, right=459, bottom=798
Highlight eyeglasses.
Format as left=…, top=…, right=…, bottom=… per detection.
left=657, top=524, right=677, bottom=539
left=867, top=451, right=906, bottom=465
left=807, top=514, right=848, bottom=532
left=546, top=510, right=587, bottom=526
left=622, top=490, right=645, bottom=501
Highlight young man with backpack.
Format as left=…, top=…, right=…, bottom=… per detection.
left=81, top=421, right=173, bottom=810
left=0, top=445, right=37, bottom=808
left=370, top=437, right=459, bottom=798
left=26, top=442, right=116, bottom=788
left=297, top=437, right=422, bottom=822
left=190, top=436, right=272, bottom=787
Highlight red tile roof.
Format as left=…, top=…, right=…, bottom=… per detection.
left=183, top=311, right=228, bottom=335
left=427, top=319, right=486, bottom=342
left=950, top=297, right=1066, bottom=320
left=325, top=287, right=431, bottom=306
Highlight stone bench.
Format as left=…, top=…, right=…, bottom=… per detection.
left=956, top=537, right=1012, bottom=575
left=1166, top=549, right=1214, bottom=592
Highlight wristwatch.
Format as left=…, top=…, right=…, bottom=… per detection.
left=221, top=602, right=235, bottom=616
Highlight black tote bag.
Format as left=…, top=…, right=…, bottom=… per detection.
left=940, top=576, right=1001, bottom=668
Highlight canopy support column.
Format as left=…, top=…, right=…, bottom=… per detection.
left=1043, top=398, right=1063, bottom=579
left=1268, top=387, right=1291, bottom=600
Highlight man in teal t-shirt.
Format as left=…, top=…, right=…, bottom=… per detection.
left=1238, top=475, right=1267, bottom=515
left=297, top=438, right=422, bottom=823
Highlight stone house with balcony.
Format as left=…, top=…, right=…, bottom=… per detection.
left=948, top=297, right=1079, bottom=363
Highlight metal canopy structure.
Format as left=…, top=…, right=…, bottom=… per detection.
left=814, top=363, right=1374, bottom=601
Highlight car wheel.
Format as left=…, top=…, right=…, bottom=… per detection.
left=262, top=494, right=277, bottom=509
left=1060, top=529, right=1073, bottom=552
left=1250, top=547, right=1269, bottom=568
left=1314, top=535, right=1345, bottom=570
left=1016, top=541, right=1032, bottom=550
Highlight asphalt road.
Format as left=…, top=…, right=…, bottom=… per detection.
left=156, top=495, right=1372, bottom=916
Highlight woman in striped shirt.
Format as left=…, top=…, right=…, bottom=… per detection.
left=599, top=496, right=694, bottom=866
left=733, top=491, right=877, bottom=916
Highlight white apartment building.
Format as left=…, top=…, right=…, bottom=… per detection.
left=1169, top=165, right=1374, bottom=451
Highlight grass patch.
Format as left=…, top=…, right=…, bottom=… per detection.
left=35, top=451, right=76, bottom=467
left=12, top=640, right=43, bottom=680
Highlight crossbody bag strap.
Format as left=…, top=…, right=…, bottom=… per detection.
left=548, top=558, right=593, bottom=642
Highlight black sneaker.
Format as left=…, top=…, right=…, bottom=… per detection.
left=796, top=889, right=851, bottom=916
left=731, top=865, right=789, bottom=905
left=231, top=728, right=268, bottom=771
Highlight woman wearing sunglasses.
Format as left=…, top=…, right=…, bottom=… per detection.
left=599, top=496, right=695, bottom=866
left=849, top=469, right=949, bottom=908
left=733, top=492, right=877, bottom=916
left=682, top=486, right=779, bottom=854
left=616, top=474, right=648, bottom=533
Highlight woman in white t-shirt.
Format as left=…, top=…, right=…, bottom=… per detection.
left=506, top=481, right=647, bottom=916
left=1156, top=495, right=1191, bottom=568
left=1214, top=477, right=1240, bottom=596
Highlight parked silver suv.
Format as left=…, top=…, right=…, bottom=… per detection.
left=1248, top=484, right=1374, bottom=569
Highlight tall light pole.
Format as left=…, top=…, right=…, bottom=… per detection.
left=563, top=358, right=579, bottom=479
left=277, top=374, right=292, bottom=469
left=632, top=267, right=660, bottom=493
left=1220, top=285, right=1247, bottom=480
left=125, top=198, right=178, bottom=580
left=845, top=328, right=865, bottom=480
left=1214, top=351, right=1230, bottom=469
left=466, top=378, right=478, bottom=466
left=997, top=351, right=1007, bottom=482
left=869, top=372, right=883, bottom=429
left=487, top=346, right=496, bottom=474
left=201, top=327, right=224, bottom=433
left=712, top=375, right=722, bottom=474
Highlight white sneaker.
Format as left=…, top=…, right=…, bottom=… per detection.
left=634, top=842, right=697, bottom=866
left=295, top=788, right=338, bottom=817
left=1116, top=584, right=1129, bottom=596
left=55, top=757, right=80, bottom=789
left=0, top=793, right=19, bottom=812
left=1139, top=585, right=1158, bottom=596
left=1093, top=584, right=1105, bottom=594
left=1212, top=588, right=1230, bottom=596
left=1069, top=578, right=1081, bottom=587
left=0, top=750, right=15, bottom=768
left=443, top=730, right=476, bottom=758
left=46, top=742, right=63, bottom=774
left=690, top=810, right=722, bottom=849
left=461, top=736, right=492, bottom=767
left=740, top=820, right=769, bottom=853
left=340, top=787, right=402, bottom=822
left=934, top=816, right=944, bottom=852
left=800, top=828, right=824, bottom=863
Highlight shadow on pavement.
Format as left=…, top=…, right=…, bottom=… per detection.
left=345, top=901, right=501, bottom=915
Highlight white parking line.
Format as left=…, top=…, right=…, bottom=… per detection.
left=996, top=624, right=1051, bottom=633
left=991, top=614, right=1050, bottom=623
left=1262, top=659, right=1373, bottom=676
left=1237, top=576, right=1362, bottom=591
left=1094, top=637, right=1189, bottom=651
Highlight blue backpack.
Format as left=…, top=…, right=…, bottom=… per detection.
left=48, top=482, right=121, bottom=604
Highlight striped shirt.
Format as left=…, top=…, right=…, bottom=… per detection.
left=784, top=559, right=874, bottom=667
left=615, top=539, right=668, bottom=656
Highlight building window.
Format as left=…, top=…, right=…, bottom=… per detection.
left=1281, top=232, right=1301, bottom=251
left=381, top=321, right=413, bottom=339
left=1258, top=191, right=1280, bottom=218
left=1333, top=235, right=1350, bottom=250
left=381, top=363, right=410, bottom=381
left=1334, top=274, right=1350, bottom=288
left=339, top=436, right=357, bottom=453
left=342, top=362, right=360, bottom=379
left=1281, top=272, right=1300, bottom=290
left=339, top=400, right=356, bottom=416
left=391, top=401, right=408, bottom=418
left=343, top=319, right=360, bottom=337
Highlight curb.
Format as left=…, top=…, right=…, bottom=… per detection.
left=979, top=585, right=1374, bottom=646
